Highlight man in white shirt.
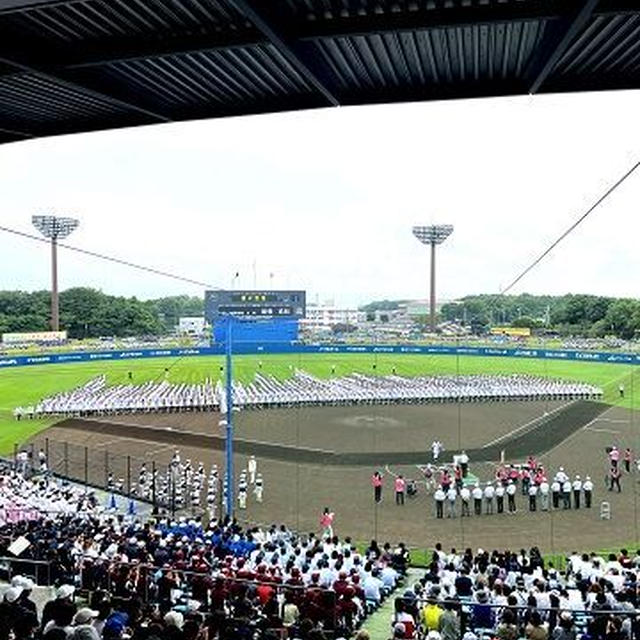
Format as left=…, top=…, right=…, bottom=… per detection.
left=506, top=481, right=517, bottom=513
left=446, top=486, right=457, bottom=518
left=539, top=479, right=550, bottom=511
left=484, top=483, right=495, bottom=515
left=583, top=475, right=593, bottom=508
left=460, top=486, right=471, bottom=517
left=572, top=476, right=582, bottom=509
left=472, top=483, right=483, bottom=516
left=528, top=483, right=538, bottom=511
left=562, top=479, right=572, bottom=509
left=363, top=569, right=383, bottom=604
left=551, top=479, right=561, bottom=509
left=248, top=456, right=258, bottom=484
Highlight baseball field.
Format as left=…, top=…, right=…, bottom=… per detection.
left=2, top=351, right=640, bottom=553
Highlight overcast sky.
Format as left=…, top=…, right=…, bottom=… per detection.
left=1, top=89, right=639, bottom=308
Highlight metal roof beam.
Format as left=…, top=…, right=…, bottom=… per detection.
left=1, top=1, right=632, bottom=73
left=223, top=0, right=339, bottom=107
left=0, top=0, right=68, bottom=12
left=528, top=0, right=601, bottom=94
left=0, top=55, right=172, bottom=123
left=0, top=124, right=32, bottom=138
left=297, top=1, right=567, bottom=39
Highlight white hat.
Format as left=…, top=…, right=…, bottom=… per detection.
left=73, top=608, right=100, bottom=625
left=57, top=584, right=75, bottom=599
left=4, top=587, right=22, bottom=603
left=427, top=632, right=442, bottom=640
left=11, top=576, right=34, bottom=590
left=163, top=611, right=184, bottom=629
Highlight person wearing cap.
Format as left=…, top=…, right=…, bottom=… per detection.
left=72, top=608, right=99, bottom=628
left=561, top=478, right=572, bottom=509
left=163, top=611, right=184, bottom=640
left=0, top=586, right=27, bottom=637
left=42, top=585, right=76, bottom=630
left=583, top=475, right=594, bottom=508
left=539, top=477, right=550, bottom=511
left=11, top=576, right=37, bottom=622
left=551, top=478, right=561, bottom=509
left=472, top=483, right=483, bottom=516
left=484, top=482, right=495, bottom=515
left=102, top=612, right=129, bottom=640
left=572, top=475, right=582, bottom=509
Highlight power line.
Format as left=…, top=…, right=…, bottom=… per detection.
left=500, top=160, right=640, bottom=295
left=0, top=224, right=219, bottom=290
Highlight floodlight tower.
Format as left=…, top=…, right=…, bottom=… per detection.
left=412, top=225, right=454, bottom=332
left=32, top=215, right=79, bottom=331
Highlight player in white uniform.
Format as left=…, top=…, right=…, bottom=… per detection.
left=248, top=456, right=257, bottom=485
left=238, top=473, right=248, bottom=509
left=254, top=473, right=264, bottom=503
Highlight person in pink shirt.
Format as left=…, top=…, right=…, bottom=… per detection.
left=371, top=471, right=383, bottom=503
left=609, top=446, right=620, bottom=468
left=320, top=507, right=335, bottom=538
left=394, top=475, right=406, bottom=505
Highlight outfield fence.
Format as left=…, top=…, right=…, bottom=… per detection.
left=2, top=342, right=640, bottom=369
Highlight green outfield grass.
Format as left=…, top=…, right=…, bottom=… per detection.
left=0, top=353, right=638, bottom=455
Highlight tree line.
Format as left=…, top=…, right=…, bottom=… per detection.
left=0, top=288, right=203, bottom=338
left=440, top=294, right=640, bottom=339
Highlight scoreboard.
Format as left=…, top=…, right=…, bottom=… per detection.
left=205, top=290, right=306, bottom=323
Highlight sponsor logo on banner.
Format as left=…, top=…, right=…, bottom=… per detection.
left=513, top=350, right=538, bottom=357
left=58, top=354, right=84, bottom=362
left=0, top=359, right=18, bottom=367
left=26, top=356, right=51, bottom=364
left=89, top=353, right=113, bottom=359
left=484, top=349, right=508, bottom=356
left=545, top=351, right=568, bottom=358
left=575, top=352, right=601, bottom=360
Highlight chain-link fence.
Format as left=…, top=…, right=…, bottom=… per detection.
left=16, top=437, right=224, bottom=518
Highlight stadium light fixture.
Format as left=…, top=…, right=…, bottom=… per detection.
left=412, top=224, right=453, bottom=332
left=32, top=215, right=80, bottom=332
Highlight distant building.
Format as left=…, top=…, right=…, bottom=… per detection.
left=302, top=304, right=366, bottom=332
left=177, top=317, right=206, bottom=336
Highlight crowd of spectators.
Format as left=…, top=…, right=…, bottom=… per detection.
left=388, top=545, right=638, bottom=640
left=0, top=470, right=408, bottom=640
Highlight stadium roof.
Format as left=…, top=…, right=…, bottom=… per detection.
left=0, top=0, right=638, bottom=144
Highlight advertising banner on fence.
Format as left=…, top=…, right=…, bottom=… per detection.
left=2, top=331, right=67, bottom=344
left=1, top=343, right=640, bottom=369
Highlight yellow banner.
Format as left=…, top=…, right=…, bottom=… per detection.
left=490, top=326, right=531, bottom=337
